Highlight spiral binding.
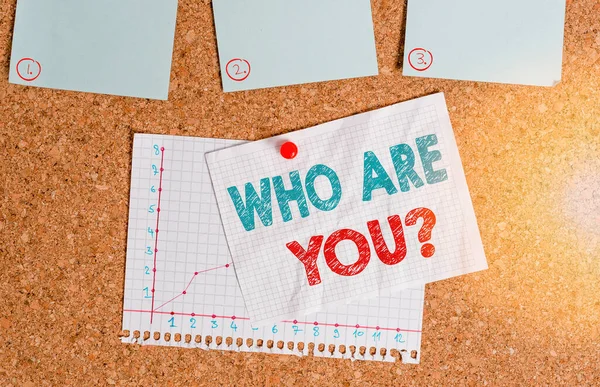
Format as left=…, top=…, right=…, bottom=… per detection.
left=119, top=330, right=418, bottom=363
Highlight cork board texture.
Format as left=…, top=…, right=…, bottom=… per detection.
left=1, top=0, right=599, bottom=385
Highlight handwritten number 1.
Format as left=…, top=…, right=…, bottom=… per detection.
left=372, top=331, right=381, bottom=342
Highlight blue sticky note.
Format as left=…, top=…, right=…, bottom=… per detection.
left=402, top=0, right=566, bottom=86
left=213, top=0, right=379, bottom=92
left=9, top=0, right=178, bottom=100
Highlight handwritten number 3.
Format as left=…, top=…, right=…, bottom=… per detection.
left=417, top=53, right=426, bottom=65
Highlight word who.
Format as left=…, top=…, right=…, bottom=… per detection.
left=228, top=164, right=342, bottom=232
left=287, top=208, right=437, bottom=286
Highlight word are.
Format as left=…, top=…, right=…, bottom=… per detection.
left=363, top=134, right=447, bottom=201
left=286, top=208, right=437, bottom=286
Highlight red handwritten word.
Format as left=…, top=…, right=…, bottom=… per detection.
left=286, top=208, right=437, bottom=286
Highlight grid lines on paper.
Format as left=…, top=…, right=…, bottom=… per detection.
left=121, top=134, right=425, bottom=363
left=207, top=102, right=479, bottom=321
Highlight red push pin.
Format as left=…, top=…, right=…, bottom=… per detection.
left=280, top=141, right=298, bottom=160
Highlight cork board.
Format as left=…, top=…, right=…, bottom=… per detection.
left=1, top=0, right=599, bottom=385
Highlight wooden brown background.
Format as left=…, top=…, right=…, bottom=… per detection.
left=1, top=0, right=599, bottom=385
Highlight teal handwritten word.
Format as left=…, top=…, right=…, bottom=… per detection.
left=363, top=134, right=447, bottom=201
left=227, top=164, right=342, bottom=231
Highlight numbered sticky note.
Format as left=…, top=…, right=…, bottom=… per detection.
left=121, top=134, right=425, bottom=364
left=206, top=93, right=488, bottom=323
left=403, top=0, right=566, bottom=86
left=213, top=0, right=379, bottom=92
left=9, top=0, right=178, bottom=99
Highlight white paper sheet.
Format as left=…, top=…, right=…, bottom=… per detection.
left=206, top=93, right=487, bottom=323
left=121, top=134, right=425, bottom=363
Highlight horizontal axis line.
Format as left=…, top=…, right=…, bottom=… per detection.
left=123, top=310, right=421, bottom=332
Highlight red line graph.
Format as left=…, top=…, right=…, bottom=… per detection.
left=281, top=320, right=421, bottom=333
left=153, top=263, right=232, bottom=312
left=150, top=147, right=165, bottom=324
left=124, top=309, right=250, bottom=320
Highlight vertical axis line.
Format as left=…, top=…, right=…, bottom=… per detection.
left=150, top=147, right=165, bottom=324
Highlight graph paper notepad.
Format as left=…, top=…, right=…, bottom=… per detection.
left=206, top=93, right=487, bottom=323
left=121, top=134, right=425, bottom=364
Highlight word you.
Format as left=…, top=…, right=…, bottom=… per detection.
left=287, top=208, right=436, bottom=286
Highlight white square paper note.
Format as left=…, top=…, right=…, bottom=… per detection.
left=206, top=93, right=487, bottom=323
